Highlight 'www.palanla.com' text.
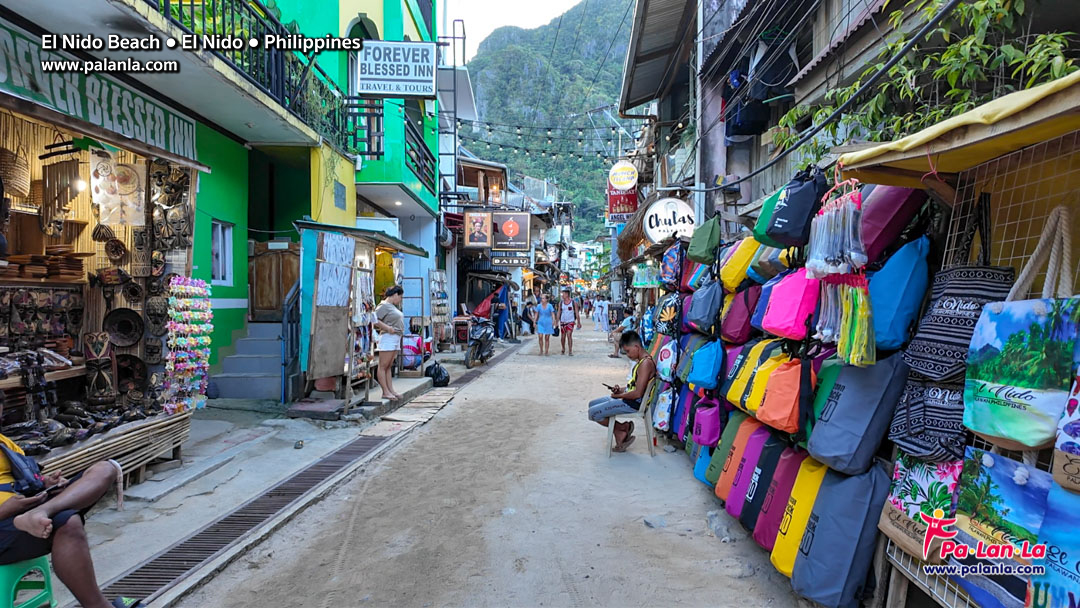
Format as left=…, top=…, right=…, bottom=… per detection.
left=41, top=57, right=180, bottom=75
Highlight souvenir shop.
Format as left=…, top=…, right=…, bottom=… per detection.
left=0, top=101, right=206, bottom=482
left=634, top=73, right=1080, bottom=608
left=291, top=220, right=429, bottom=406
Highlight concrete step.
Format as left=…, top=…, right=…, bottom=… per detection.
left=212, top=372, right=281, bottom=400
left=222, top=354, right=281, bottom=374
left=235, top=337, right=280, bottom=356
left=245, top=323, right=282, bottom=339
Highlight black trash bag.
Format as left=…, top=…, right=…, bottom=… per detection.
left=425, top=362, right=450, bottom=387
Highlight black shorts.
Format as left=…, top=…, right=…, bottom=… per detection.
left=0, top=471, right=95, bottom=565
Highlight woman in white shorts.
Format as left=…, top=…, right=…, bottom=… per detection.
left=375, top=285, right=405, bottom=400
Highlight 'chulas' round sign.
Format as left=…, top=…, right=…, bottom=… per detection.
left=608, top=160, right=639, bottom=191
left=644, top=197, right=695, bottom=244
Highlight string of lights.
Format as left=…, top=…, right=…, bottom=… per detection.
left=457, top=133, right=643, bottom=162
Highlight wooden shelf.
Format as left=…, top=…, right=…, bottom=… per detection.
left=0, top=277, right=88, bottom=286
left=0, top=365, right=86, bottom=390
left=10, top=207, right=89, bottom=225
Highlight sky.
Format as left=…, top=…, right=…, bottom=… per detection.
left=442, top=0, right=582, bottom=61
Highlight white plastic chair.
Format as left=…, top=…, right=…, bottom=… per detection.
left=606, top=379, right=656, bottom=458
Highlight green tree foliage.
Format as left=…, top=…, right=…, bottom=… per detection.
left=464, top=0, right=635, bottom=239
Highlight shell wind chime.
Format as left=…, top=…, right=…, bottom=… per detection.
left=39, top=157, right=82, bottom=236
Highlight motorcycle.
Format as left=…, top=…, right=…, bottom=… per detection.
left=465, top=315, right=496, bottom=369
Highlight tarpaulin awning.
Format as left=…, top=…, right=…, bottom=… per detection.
left=293, top=219, right=429, bottom=257
left=838, top=71, right=1080, bottom=188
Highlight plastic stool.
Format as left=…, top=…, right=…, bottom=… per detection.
left=0, top=556, right=55, bottom=608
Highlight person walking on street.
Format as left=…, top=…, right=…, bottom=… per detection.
left=559, top=288, right=581, bottom=356
left=533, top=294, right=556, bottom=355
left=374, top=286, right=406, bottom=401
left=596, top=296, right=611, bottom=333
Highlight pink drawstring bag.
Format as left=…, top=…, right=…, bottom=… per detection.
left=725, top=427, right=772, bottom=519
left=761, top=268, right=820, bottom=340
left=692, top=396, right=723, bottom=447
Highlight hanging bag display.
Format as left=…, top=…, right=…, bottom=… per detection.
left=764, top=165, right=828, bottom=248
left=688, top=215, right=722, bottom=263
left=641, top=304, right=655, bottom=346
left=860, top=185, right=928, bottom=264
left=725, top=427, right=772, bottom=520
left=725, top=339, right=783, bottom=409
left=963, top=205, right=1079, bottom=451
left=720, top=237, right=763, bottom=292
left=673, top=383, right=695, bottom=440
left=869, top=235, right=930, bottom=350
left=807, top=353, right=909, bottom=475
left=706, top=410, right=749, bottom=486
left=649, top=334, right=677, bottom=382
left=681, top=256, right=709, bottom=293
left=680, top=294, right=695, bottom=334
left=888, top=374, right=966, bottom=463
left=675, top=334, right=710, bottom=383
left=1052, top=363, right=1080, bottom=492
left=791, top=462, right=891, bottom=608
left=651, top=382, right=675, bottom=432
left=757, top=357, right=816, bottom=434
left=752, top=447, right=809, bottom=551
left=738, top=435, right=787, bottom=533
left=951, top=447, right=1052, bottom=608
left=687, top=279, right=724, bottom=335
left=693, top=442, right=714, bottom=487
left=714, top=418, right=763, bottom=503
left=761, top=268, right=821, bottom=340
left=750, top=246, right=783, bottom=282
left=1027, top=484, right=1080, bottom=608
left=904, top=195, right=1016, bottom=380
left=720, top=285, right=762, bottom=344
left=692, top=396, right=723, bottom=447
left=654, top=292, right=683, bottom=337
left=877, top=450, right=963, bottom=565
left=770, top=456, right=828, bottom=577
left=751, top=271, right=789, bottom=332
left=799, top=357, right=843, bottom=448
left=659, top=241, right=684, bottom=292
left=753, top=187, right=787, bottom=248
left=688, top=340, right=725, bottom=390
left=742, top=352, right=791, bottom=414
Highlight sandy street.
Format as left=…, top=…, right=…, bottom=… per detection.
left=178, top=321, right=801, bottom=608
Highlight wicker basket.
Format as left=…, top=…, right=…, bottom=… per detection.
left=27, top=179, right=43, bottom=207
left=0, top=146, right=30, bottom=198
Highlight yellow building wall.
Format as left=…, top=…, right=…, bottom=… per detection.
left=310, top=143, right=357, bottom=226
left=340, top=0, right=383, bottom=37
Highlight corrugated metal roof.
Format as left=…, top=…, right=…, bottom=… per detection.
left=619, top=0, right=697, bottom=112
left=788, top=0, right=886, bottom=86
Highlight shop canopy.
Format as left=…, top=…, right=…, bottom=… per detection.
left=838, top=70, right=1080, bottom=188
left=293, top=219, right=428, bottom=257
left=466, top=272, right=520, bottom=291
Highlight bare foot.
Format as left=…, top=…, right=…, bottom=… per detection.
left=14, top=510, right=52, bottom=539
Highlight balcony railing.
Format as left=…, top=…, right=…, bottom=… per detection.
left=405, top=119, right=437, bottom=194
left=345, top=97, right=385, bottom=159
left=143, top=0, right=359, bottom=154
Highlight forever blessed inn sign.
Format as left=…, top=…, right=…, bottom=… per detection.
left=644, top=198, right=695, bottom=244
left=356, top=40, right=437, bottom=98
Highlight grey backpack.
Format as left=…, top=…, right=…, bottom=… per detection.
left=807, top=352, right=908, bottom=474
left=791, top=462, right=891, bottom=608
left=686, top=280, right=724, bottom=334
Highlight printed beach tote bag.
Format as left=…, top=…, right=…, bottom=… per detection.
left=904, top=195, right=1016, bottom=380
left=648, top=334, right=676, bottom=382
left=654, top=292, right=683, bottom=337
left=807, top=353, right=909, bottom=475
left=771, top=456, right=828, bottom=577
left=651, top=382, right=675, bottom=432
left=725, top=426, right=772, bottom=520
left=869, top=236, right=930, bottom=350
left=964, top=206, right=1079, bottom=450
left=714, top=417, right=763, bottom=503
left=791, top=462, right=891, bottom=608
left=660, top=241, right=684, bottom=292
left=951, top=447, right=1052, bottom=608
left=640, top=304, right=655, bottom=346
left=877, top=451, right=963, bottom=564
left=753, top=447, right=809, bottom=551
left=706, top=410, right=749, bottom=486
left=738, top=435, right=787, bottom=533
left=888, top=374, right=967, bottom=463
left=1026, top=484, right=1080, bottom=608
left=1052, top=363, right=1080, bottom=492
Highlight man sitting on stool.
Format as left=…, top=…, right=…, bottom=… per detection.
left=0, top=415, right=138, bottom=608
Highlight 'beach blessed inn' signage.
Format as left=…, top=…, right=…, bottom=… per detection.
left=643, top=197, right=695, bottom=244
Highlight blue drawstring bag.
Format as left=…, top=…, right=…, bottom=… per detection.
left=869, top=236, right=930, bottom=350
left=688, top=340, right=725, bottom=390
